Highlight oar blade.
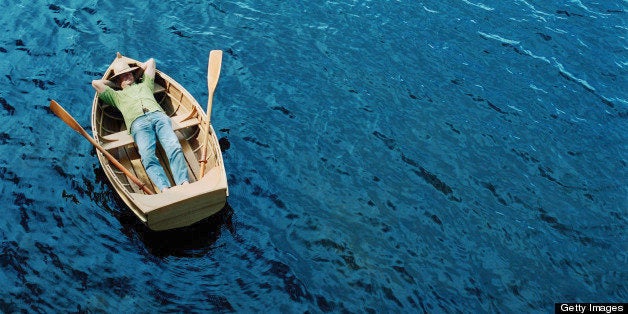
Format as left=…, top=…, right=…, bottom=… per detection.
left=49, top=99, right=86, bottom=135
left=207, top=50, right=223, bottom=92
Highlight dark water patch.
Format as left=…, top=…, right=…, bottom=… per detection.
left=556, top=10, right=584, bottom=17
left=71, top=175, right=96, bottom=200
left=408, top=91, right=433, bottom=102
left=19, top=208, right=30, bottom=231
left=429, top=213, right=443, bottom=226
left=29, top=79, right=55, bottom=90
left=219, top=136, right=231, bottom=151
left=48, top=4, right=61, bottom=12
left=358, top=214, right=392, bottom=233
left=533, top=207, right=611, bottom=249
left=445, top=122, right=460, bottom=134
left=465, top=94, right=512, bottom=116
left=536, top=32, right=552, bottom=41
left=392, top=265, right=417, bottom=284
left=310, top=238, right=361, bottom=270
left=320, top=157, right=351, bottom=176
left=61, top=190, right=79, bottom=204
left=349, top=278, right=374, bottom=294
left=52, top=164, right=69, bottom=178
left=401, top=154, right=457, bottom=200
left=598, top=96, right=614, bottom=108
left=601, top=71, right=618, bottom=80
left=537, top=166, right=572, bottom=188
left=252, top=185, right=286, bottom=209
left=82, top=7, right=96, bottom=15
left=315, top=294, right=335, bottom=312
left=558, top=71, right=594, bottom=92
left=96, top=20, right=111, bottom=34
left=372, top=131, right=396, bottom=150
left=0, top=165, right=21, bottom=185
left=0, top=47, right=7, bottom=53
left=0, top=299, right=19, bottom=314
left=464, top=278, right=484, bottom=301
left=382, top=286, right=404, bottom=307
left=168, top=26, right=191, bottom=38
left=481, top=182, right=508, bottom=206
left=467, top=94, right=484, bottom=102
left=47, top=206, right=65, bottom=228
left=557, top=71, right=615, bottom=108
left=34, top=242, right=64, bottom=270
left=13, top=192, right=34, bottom=208
left=53, top=18, right=77, bottom=30
left=209, top=3, right=227, bottom=14
left=243, top=136, right=270, bottom=148
left=225, top=47, right=238, bottom=59
left=502, top=42, right=527, bottom=56
left=341, top=253, right=360, bottom=270
left=487, top=101, right=507, bottom=115
left=264, top=259, right=311, bottom=302
left=271, top=105, right=295, bottom=118
left=0, top=241, right=29, bottom=281
left=83, top=70, right=103, bottom=78
left=203, top=294, right=234, bottom=312
left=15, top=39, right=30, bottom=54
left=0, top=132, right=10, bottom=144
left=147, top=284, right=178, bottom=307
left=1, top=97, right=16, bottom=115
left=101, top=275, right=133, bottom=298
left=71, top=269, right=88, bottom=291
left=511, top=148, right=540, bottom=163
left=450, top=78, right=464, bottom=85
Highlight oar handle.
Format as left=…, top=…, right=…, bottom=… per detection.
left=49, top=100, right=153, bottom=195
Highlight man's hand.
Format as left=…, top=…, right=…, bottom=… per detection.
left=91, top=79, right=116, bottom=93
left=142, top=58, right=156, bottom=79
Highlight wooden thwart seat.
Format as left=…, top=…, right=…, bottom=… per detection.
left=100, top=106, right=200, bottom=151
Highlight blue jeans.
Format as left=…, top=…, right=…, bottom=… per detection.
left=130, top=111, right=189, bottom=191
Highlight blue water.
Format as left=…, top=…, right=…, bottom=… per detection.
left=0, top=0, right=626, bottom=312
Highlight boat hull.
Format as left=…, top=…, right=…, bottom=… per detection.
left=91, top=54, right=228, bottom=230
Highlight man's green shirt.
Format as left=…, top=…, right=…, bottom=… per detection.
left=98, top=74, right=164, bottom=132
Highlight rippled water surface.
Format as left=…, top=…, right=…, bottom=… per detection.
left=1, top=0, right=626, bottom=312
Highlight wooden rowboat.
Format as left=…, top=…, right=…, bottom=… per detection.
left=90, top=53, right=228, bottom=231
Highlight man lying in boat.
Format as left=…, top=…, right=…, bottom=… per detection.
left=91, top=55, right=189, bottom=193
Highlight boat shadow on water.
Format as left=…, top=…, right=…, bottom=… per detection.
left=93, top=164, right=235, bottom=258
left=122, top=203, right=234, bottom=258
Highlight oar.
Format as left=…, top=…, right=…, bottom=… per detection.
left=199, top=50, right=223, bottom=177
left=49, top=100, right=154, bottom=195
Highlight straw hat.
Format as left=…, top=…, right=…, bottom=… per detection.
left=109, top=52, right=140, bottom=81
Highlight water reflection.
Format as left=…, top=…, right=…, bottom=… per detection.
left=128, top=204, right=234, bottom=258
left=93, top=164, right=234, bottom=258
